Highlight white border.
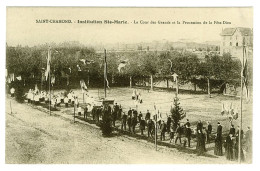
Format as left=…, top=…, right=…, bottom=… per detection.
left=0, top=1, right=259, bottom=171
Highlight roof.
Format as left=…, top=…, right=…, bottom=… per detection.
left=220, top=27, right=253, bottom=36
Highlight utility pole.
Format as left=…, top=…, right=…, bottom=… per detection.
left=104, top=49, right=107, bottom=99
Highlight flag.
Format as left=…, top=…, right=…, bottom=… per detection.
left=77, top=64, right=81, bottom=71
left=45, top=47, right=51, bottom=81
left=229, top=102, right=234, bottom=116
left=80, top=79, right=88, bottom=92
left=233, top=106, right=239, bottom=120
left=221, top=103, right=225, bottom=115
left=51, top=76, right=55, bottom=86
left=168, top=59, right=174, bottom=73
left=242, top=39, right=249, bottom=99
left=79, top=59, right=94, bottom=65
left=35, top=84, right=39, bottom=92
left=16, top=76, right=22, bottom=81
left=10, top=73, right=15, bottom=81
left=171, top=73, right=178, bottom=81
left=104, top=51, right=109, bottom=88
left=118, top=60, right=128, bottom=72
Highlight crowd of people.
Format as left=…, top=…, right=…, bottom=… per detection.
left=14, top=88, right=252, bottom=162
left=119, top=107, right=252, bottom=162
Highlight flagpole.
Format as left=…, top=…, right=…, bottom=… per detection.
left=104, top=49, right=107, bottom=99
left=49, top=47, right=51, bottom=116
left=154, top=104, right=157, bottom=151
left=238, top=40, right=245, bottom=164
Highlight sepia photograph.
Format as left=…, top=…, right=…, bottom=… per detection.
left=4, top=7, right=253, bottom=164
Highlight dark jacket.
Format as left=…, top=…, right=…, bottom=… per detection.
left=186, top=127, right=192, bottom=138
left=207, top=124, right=212, bottom=134
left=140, top=120, right=146, bottom=130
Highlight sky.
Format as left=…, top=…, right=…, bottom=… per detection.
left=6, top=7, right=253, bottom=46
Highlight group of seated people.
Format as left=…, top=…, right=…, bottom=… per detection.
left=25, top=89, right=81, bottom=108
left=25, top=88, right=94, bottom=119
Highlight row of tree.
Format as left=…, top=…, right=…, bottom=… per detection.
left=6, top=43, right=243, bottom=93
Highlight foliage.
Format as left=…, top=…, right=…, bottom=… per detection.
left=6, top=43, right=242, bottom=93
left=170, top=96, right=186, bottom=129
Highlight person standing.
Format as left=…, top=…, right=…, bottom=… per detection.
left=121, top=112, right=127, bottom=131
left=140, top=117, right=146, bottom=135
left=132, top=89, right=136, bottom=100
left=229, top=124, right=236, bottom=137
left=131, top=115, right=137, bottom=134
left=147, top=119, right=153, bottom=138
left=225, top=134, right=234, bottom=161
left=214, top=122, right=223, bottom=156
left=160, top=121, right=167, bottom=141
left=10, top=87, right=15, bottom=97
left=197, top=120, right=203, bottom=134
left=77, top=106, right=82, bottom=116
left=234, top=126, right=245, bottom=161
left=245, top=126, right=252, bottom=162
left=84, top=106, right=88, bottom=120
left=118, top=105, right=122, bottom=120
left=202, top=127, right=207, bottom=152
left=185, top=124, right=192, bottom=147
left=184, top=119, right=191, bottom=128
left=64, top=96, right=68, bottom=107
left=68, top=92, right=72, bottom=103
left=169, top=122, right=175, bottom=143
left=128, top=108, right=132, bottom=117
left=145, top=110, right=151, bottom=121
left=133, top=110, right=138, bottom=119
left=175, top=124, right=182, bottom=145
left=112, top=110, right=117, bottom=127
left=138, top=111, right=143, bottom=123
left=166, top=116, right=172, bottom=134
left=127, top=114, right=132, bottom=132
left=196, top=128, right=205, bottom=155
left=75, top=96, right=79, bottom=108
left=207, top=121, right=212, bottom=144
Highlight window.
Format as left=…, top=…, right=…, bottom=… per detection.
left=230, top=42, right=232, bottom=46
left=236, top=42, right=238, bottom=46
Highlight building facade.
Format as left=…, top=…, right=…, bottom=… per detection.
left=220, top=27, right=253, bottom=59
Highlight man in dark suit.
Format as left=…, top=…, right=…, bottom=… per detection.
left=127, top=114, right=132, bottom=132
left=145, top=110, right=151, bottom=121
left=229, top=124, right=236, bottom=137
left=207, top=121, right=212, bottom=143
left=184, top=119, right=191, bottom=128
left=139, top=117, right=146, bottom=135
left=84, top=106, right=88, bottom=120
left=214, top=122, right=223, bottom=156
left=197, top=120, right=203, bottom=134
left=147, top=119, right=153, bottom=138
left=121, top=112, right=127, bottom=131
left=185, top=124, right=192, bottom=147
left=160, top=121, right=167, bottom=141
left=175, top=124, right=182, bottom=144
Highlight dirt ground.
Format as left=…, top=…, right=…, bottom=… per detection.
left=6, top=95, right=240, bottom=164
